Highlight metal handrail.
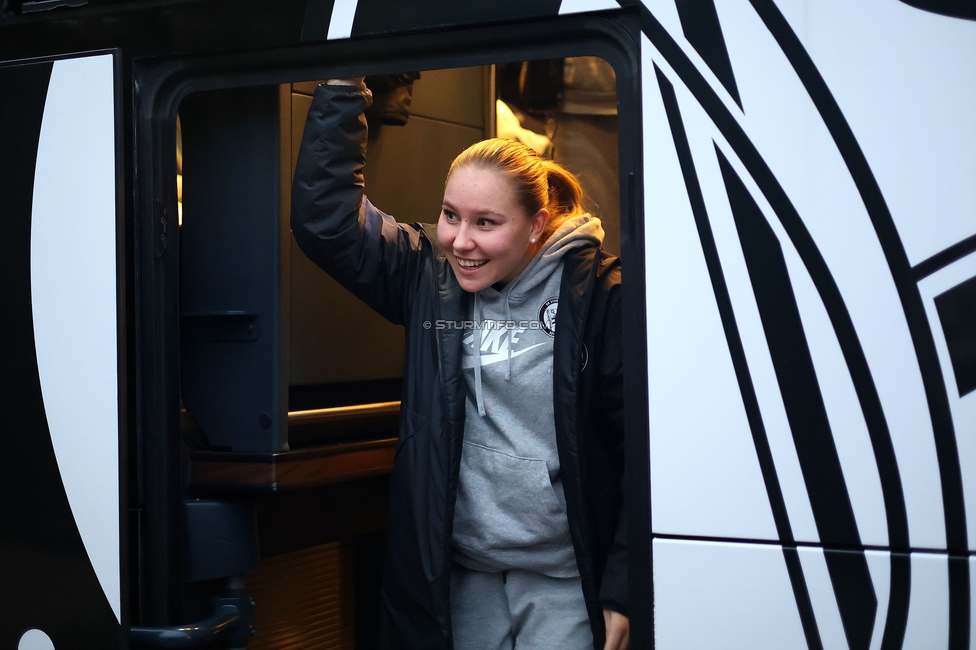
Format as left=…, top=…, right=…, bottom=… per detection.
left=287, top=400, right=400, bottom=425
left=130, top=605, right=238, bottom=648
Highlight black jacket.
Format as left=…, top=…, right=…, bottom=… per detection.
left=292, top=83, right=626, bottom=650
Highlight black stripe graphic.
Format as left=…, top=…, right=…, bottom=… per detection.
left=897, top=0, right=976, bottom=20
left=949, top=558, right=971, bottom=650
left=634, top=6, right=914, bottom=648
left=935, top=277, right=976, bottom=397
left=349, top=0, right=562, bottom=38
left=717, top=150, right=877, bottom=650
left=747, top=2, right=968, bottom=647
left=655, top=65, right=823, bottom=650
left=935, top=275, right=976, bottom=398
left=882, top=552, right=911, bottom=650
left=912, top=232, right=976, bottom=281
left=674, top=0, right=742, bottom=108
left=0, top=60, right=121, bottom=648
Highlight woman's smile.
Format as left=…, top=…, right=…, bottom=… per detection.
left=456, top=257, right=488, bottom=269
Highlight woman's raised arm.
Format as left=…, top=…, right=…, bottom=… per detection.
left=291, top=79, right=426, bottom=325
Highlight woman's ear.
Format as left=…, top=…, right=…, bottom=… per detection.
left=530, top=209, right=549, bottom=243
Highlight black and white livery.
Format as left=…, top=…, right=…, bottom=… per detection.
left=0, top=0, right=974, bottom=648
left=0, top=54, right=122, bottom=648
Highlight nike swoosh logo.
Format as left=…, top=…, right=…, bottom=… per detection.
left=462, top=343, right=546, bottom=369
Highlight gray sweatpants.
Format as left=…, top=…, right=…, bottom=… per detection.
left=450, top=564, right=593, bottom=650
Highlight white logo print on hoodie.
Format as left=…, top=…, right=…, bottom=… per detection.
left=461, top=326, right=546, bottom=369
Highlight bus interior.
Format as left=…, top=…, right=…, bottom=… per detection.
left=169, top=54, right=630, bottom=648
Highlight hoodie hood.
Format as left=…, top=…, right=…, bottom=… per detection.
left=502, top=214, right=604, bottom=302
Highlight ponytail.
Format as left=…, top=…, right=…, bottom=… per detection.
left=448, top=138, right=588, bottom=246
left=540, top=160, right=585, bottom=243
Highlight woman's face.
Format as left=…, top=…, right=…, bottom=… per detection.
left=438, top=166, right=547, bottom=293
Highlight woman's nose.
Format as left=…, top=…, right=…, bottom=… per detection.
left=453, top=223, right=475, bottom=251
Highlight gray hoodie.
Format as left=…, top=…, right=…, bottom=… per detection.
left=451, top=215, right=605, bottom=578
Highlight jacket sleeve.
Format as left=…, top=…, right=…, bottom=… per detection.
left=597, top=272, right=628, bottom=615
left=599, top=491, right=628, bottom=616
left=291, top=82, right=424, bottom=325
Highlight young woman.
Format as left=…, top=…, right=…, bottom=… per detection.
left=292, top=77, right=628, bottom=650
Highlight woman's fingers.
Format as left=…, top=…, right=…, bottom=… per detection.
left=602, top=609, right=630, bottom=650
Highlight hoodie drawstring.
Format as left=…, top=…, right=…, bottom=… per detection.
left=474, top=279, right=520, bottom=417
left=473, top=292, right=486, bottom=417
left=505, top=297, right=513, bottom=381
left=502, top=273, right=527, bottom=383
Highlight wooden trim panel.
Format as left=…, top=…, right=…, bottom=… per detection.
left=190, top=438, right=397, bottom=492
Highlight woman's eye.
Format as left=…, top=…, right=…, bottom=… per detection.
left=477, top=218, right=495, bottom=227
left=442, top=210, right=457, bottom=222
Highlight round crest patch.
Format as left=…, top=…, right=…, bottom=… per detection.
left=539, top=297, right=558, bottom=337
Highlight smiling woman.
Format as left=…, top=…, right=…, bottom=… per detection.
left=438, top=137, right=588, bottom=293
left=291, top=77, right=626, bottom=650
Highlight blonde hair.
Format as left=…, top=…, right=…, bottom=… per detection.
left=447, top=138, right=585, bottom=244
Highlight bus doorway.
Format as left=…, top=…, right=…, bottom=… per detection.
left=134, top=14, right=647, bottom=647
